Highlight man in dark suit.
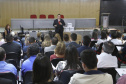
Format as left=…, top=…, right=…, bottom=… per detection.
left=1, top=34, right=21, bottom=55
left=53, top=14, right=65, bottom=40
left=67, top=33, right=81, bottom=48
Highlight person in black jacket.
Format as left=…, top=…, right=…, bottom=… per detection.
left=53, top=14, right=65, bottom=41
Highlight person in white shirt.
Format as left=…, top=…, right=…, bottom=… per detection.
left=111, top=31, right=123, bottom=51
left=97, top=41, right=118, bottom=68
left=69, top=49, right=113, bottom=84
left=96, top=31, right=107, bottom=47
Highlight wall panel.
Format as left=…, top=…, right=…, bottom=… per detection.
left=0, top=0, right=100, bottom=27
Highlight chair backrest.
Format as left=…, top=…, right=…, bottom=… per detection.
left=48, top=14, right=54, bottom=19
left=23, top=71, right=32, bottom=84
left=39, top=14, right=46, bottom=19
left=30, top=14, right=37, bottom=19
left=45, top=51, right=54, bottom=58
left=51, top=58, right=63, bottom=67
left=59, top=70, right=84, bottom=84
left=6, top=52, right=18, bottom=61
left=5, top=59, right=17, bottom=69
left=0, top=72, right=16, bottom=84
left=90, top=41, right=97, bottom=48
left=98, top=68, right=117, bottom=84
left=60, top=15, right=64, bottom=19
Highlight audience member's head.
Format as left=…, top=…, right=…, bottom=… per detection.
left=102, top=41, right=115, bottom=54
left=117, top=31, right=122, bottom=39
left=83, top=35, right=91, bottom=46
left=51, top=37, right=58, bottom=45
left=64, top=34, right=69, bottom=42
left=64, top=45, right=81, bottom=70
left=70, top=33, right=77, bottom=41
left=29, top=37, right=36, bottom=44
left=44, top=34, right=51, bottom=41
left=92, top=31, right=98, bottom=40
left=80, top=49, right=97, bottom=72
left=54, top=42, right=66, bottom=55
left=13, top=35, right=19, bottom=41
left=37, top=32, right=41, bottom=38
left=27, top=44, right=39, bottom=57
left=33, top=53, right=53, bottom=84
left=25, top=34, right=30, bottom=46
left=101, top=31, right=107, bottom=39
left=0, top=47, right=6, bottom=61
left=105, top=29, right=110, bottom=36
left=55, top=33, right=61, bottom=42
left=5, top=34, right=13, bottom=42
left=111, top=31, right=118, bottom=39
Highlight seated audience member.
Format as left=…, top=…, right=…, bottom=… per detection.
left=55, top=45, right=82, bottom=79
left=0, top=78, right=12, bottom=84
left=64, top=34, right=70, bottom=47
left=91, top=31, right=98, bottom=41
left=111, top=32, right=123, bottom=51
left=67, top=33, right=80, bottom=48
left=95, top=31, right=107, bottom=46
left=30, top=53, right=62, bottom=84
left=97, top=41, right=118, bottom=68
left=22, top=34, right=30, bottom=47
left=1, top=34, right=21, bottom=54
left=21, top=44, right=39, bottom=76
left=44, top=37, right=58, bottom=53
left=117, top=31, right=123, bottom=42
left=105, top=29, right=111, bottom=41
left=55, top=33, right=62, bottom=42
left=77, top=35, right=91, bottom=56
left=23, top=37, right=36, bottom=53
left=13, top=35, right=22, bottom=47
left=0, top=47, right=17, bottom=75
left=116, top=74, right=126, bottom=84
left=41, top=34, right=51, bottom=48
left=36, top=32, right=42, bottom=47
left=122, top=29, right=126, bottom=40
left=0, top=33, right=6, bottom=46
left=69, top=49, right=113, bottom=84
left=50, top=42, right=65, bottom=61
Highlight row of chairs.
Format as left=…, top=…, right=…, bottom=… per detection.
left=30, top=14, right=64, bottom=19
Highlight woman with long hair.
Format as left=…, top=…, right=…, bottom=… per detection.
left=41, top=34, right=51, bottom=48
left=32, top=53, right=62, bottom=84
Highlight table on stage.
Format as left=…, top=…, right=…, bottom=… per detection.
left=11, top=18, right=96, bottom=29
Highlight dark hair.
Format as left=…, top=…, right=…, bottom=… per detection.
left=83, top=35, right=91, bottom=46
left=27, top=44, right=39, bottom=57
left=29, top=37, right=35, bottom=43
left=64, top=34, right=69, bottom=41
left=117, top=31, right=122, bottom=38
left=13, top=35, right=19, bottom=41
left=5, top=24, right=10, bottom=30
left=64, top=45, right=82, bottom=70
left=70, top=33, right=77, bottom=41
left=33, top=53, right=52, bottom=84
left=51, top=37, right=58, bottom=45
left=101, top=31, right=107, bottom=39
left=80, top=49, right=97, bottom=69
left=0, top=47, right=6, bottom=61
left=102, top=41, right=115, bottom=54
left=111, top=31, right=117, bottom=39
left=5, top=34, right=13, bottom=42
left=92, top=32, right=98, bottom=40
left=57, top=14, right=61, bottom=16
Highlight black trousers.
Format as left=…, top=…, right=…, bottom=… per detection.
left=55, top=29, right=63, bottom=41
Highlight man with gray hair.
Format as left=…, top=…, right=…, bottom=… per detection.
left=97, top=41, right=118, bottom=68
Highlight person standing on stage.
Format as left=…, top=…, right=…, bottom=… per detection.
left=53, top=14, right=65, bottom=41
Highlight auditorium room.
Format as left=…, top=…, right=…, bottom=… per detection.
left=0, top=0, right=126, bottom=84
